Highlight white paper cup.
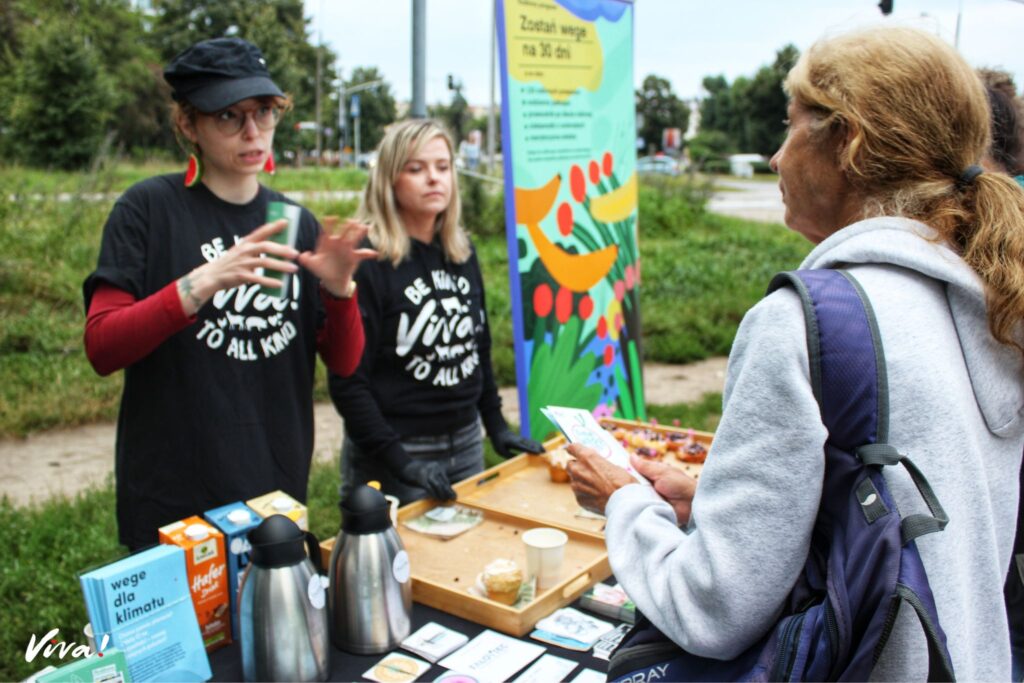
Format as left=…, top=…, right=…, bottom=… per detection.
left=384, top=494, right=400, bottom=527
left=523, top=527, right=568, bottom=590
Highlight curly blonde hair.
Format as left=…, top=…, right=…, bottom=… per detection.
left=356, top=119, right=470, bottom=266
left=785, top=26, right=1024, bottom=356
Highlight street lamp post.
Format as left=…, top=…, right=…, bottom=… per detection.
left=336, top=79, right=383, bottom=167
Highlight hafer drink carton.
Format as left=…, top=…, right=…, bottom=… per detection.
left=158, top=516, right=231, bottom=652
left=203, top=502, right=260, bottom=643
left=246, top=490, right=308, bottom=531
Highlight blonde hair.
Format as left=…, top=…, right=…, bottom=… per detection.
left=785, top=26, right=1024, bottom=356
left=357, top=119, right=470, bottom=266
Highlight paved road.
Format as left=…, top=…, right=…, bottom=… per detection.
left=708, top=178, right=785, bottom=224
left=14, top=181, right=786, bottom=224
left=0, top=360, right=728, bottom=507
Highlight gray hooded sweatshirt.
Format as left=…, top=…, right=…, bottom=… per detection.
left=606, top=217, right=1024, bottom=680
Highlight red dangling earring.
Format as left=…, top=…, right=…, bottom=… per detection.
left=263, top=150, right=276, bottom=175
left=184, top=151, right=203, bottom=188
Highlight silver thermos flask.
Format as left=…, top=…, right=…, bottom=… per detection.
left=238, top=514, right=330, bottom=682
left=329, top=484, right=412, bottom=654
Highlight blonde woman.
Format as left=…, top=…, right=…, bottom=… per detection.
left=568, top=27, right=1024, bottom=679
left=329, top=120, right=541, bottom=504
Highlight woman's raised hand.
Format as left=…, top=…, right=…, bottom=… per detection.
left=177, top=218, right=300, bottom=315
left=297, top=218, right=378, bottom=298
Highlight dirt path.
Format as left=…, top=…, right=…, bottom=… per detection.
left=0, top=359, right=727, bottom=507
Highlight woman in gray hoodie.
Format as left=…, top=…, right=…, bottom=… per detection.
left=568, top=26, right=1024, bottom=680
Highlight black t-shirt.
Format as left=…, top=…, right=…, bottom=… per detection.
left=84, top=174, right=324, bottom=549
left=327, top=237, right=506, bottom=472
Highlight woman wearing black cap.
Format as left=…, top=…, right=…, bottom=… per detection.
left=83, top=37, right=376, bottom=550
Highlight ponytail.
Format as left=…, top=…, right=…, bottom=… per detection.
left=959, top=173, right=1024, bottom=356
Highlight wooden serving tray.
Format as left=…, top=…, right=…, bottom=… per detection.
left=320, top=498, right=609, bottom=637
left=319, top=417, right=714, bottom=637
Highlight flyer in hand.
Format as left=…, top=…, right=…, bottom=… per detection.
left=541, top=406, right=649, bottom=484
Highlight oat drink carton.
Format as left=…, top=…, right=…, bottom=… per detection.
left=246, top=490, right=309, bottom=531
left=204, top=502, right=260, bottom=643
left=158, top=516, right=231, bottom=652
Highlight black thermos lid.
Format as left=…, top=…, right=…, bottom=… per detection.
left=248, top=514, right=306, bottom=567
left=340, top=485, right=391, bottom=534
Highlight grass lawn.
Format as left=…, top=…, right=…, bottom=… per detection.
left=0, top=162, right=369, bottom=195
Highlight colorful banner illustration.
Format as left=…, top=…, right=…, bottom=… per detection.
left=497, top=0, right=644, bottom=441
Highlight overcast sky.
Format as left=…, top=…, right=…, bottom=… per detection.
left=305, top=0, right=1022, bottom=106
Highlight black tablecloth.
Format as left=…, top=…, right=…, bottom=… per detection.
left=210, top=600, right=614, bottom=681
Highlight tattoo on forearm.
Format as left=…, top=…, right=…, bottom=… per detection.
left=179, top=274, right=203, bottom=310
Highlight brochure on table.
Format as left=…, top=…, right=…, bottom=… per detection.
left=437, top=630, right=545, bottom=683
left=79, top=544, right=211, bottom=682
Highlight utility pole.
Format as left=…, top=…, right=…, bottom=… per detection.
left=411, top=0, right=426, bottom=118
left=315, top=44, right=323, bottom=165
left=955, top=0, right=963, bottom=47
left=339, top=79, right=383, bottom=166
left=315, top=0, right=323, bottom=165
left=337, top=69, right=346, bottom=167
left=487, top=2, right=497, bottom=171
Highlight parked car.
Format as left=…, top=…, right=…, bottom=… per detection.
left=636, top=155, right=680, bottom=176
left=355, top=151, right=378, bottom=169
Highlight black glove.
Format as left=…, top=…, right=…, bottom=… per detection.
left=397, top=460, right=456, bottom=500
left=491, top=429, right=544, bottom=459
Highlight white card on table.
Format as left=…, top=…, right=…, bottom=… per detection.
left=437, top=629, right=545, bottom=683
left=535, top=607, right=616, bottom=647
left=513, top=653, right=578, bottom=683
left=568, top=668, right=607, bottom=683
left=401, top=621, right=470, bottom=663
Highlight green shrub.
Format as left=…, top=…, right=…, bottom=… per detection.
left=8, top=22, right=114, bottom=170
left=459, top=175, right=506, bottom=238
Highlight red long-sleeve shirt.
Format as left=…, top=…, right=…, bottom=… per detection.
left=85, top=281, right=363, bottom=377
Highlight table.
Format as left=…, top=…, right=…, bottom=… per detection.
left=209, top=600, right=617, bottom=681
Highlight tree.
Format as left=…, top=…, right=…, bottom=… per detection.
left=7, top=19, right=114, bottom=168
left=635, top=74, right=689, bottom=154
left=343, top=66, right=397, bottom=154
left=1, top=0, right=168, bottom=158
left=698, top=44, right=799, bottom=156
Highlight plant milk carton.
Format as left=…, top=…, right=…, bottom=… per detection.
left=203, top=502, right=260, bottom=643
left=246, top=490, right=308, bottom=531
left=158, top=516, right=230, bottom=652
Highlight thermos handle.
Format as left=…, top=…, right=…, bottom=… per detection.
left=304, top=531, right=324, bottom=574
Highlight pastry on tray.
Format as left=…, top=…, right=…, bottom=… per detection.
left=545, top=447, right=573, bottom=483
left=482, top=558, right=523, bottom=605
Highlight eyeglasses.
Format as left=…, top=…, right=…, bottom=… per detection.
left=208, top=104, right=281, bottom=135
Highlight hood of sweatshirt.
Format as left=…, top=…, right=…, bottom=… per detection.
left=799, top=216, right=1024, bottom=438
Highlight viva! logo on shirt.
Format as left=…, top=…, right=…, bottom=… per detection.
left=397, top=271, right=483, bottom=388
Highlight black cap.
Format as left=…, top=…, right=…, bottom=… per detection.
left=163, top=37, right=284, bottom=113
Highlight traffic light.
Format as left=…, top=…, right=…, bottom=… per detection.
left=878, top=0, right=893, bottom=15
